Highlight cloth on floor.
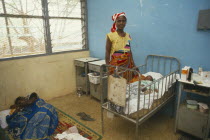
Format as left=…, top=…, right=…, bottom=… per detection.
left=76, top=112, right=95, bottom=121
left=55, top=132, right=89, bottom=140
left=55, top=125, right=88, bottom=140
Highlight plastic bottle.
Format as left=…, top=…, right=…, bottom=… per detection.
left=187, top=68, right=193, bottom=81
left=198, top=67, right=203, bottom=75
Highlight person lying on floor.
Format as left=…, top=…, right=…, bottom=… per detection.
left=6, top=92, right=58, bottom=140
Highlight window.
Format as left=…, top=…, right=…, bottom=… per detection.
left=0, top=0, right=87, bottom=59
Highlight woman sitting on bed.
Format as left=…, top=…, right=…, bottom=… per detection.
left=6, top=92, right=58, bottom=140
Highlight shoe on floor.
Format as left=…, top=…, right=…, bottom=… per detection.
left=76, top=112, right=95, bottom=121
left=76, top=112, right=87, bottom=117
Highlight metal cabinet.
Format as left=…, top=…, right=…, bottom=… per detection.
left=88, top=60, right=107, bottom=101
left=175, top=80, right=210, bottom=140
left=74, top=57, right=100, bottom=94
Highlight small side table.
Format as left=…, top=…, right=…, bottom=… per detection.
left=88, top=60, right=107, bottom=101
left=74, top=57, right=100, bottom=94
left=175, top=79, right=210, bottom=140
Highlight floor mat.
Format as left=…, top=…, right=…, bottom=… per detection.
left=51, top=109, right=102, bottom=140
left=52, top=108, right=102, bottom=140
left=76, top=112, right=95, bottom=121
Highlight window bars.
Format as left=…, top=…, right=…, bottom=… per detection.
left=0, top=0, right=87, bottom=59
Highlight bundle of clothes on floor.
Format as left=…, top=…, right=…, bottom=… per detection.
left=1, top=92, right=58, bottom=140
left=54, top=126, right=89, bottom=140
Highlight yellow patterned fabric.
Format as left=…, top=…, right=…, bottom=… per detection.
left=109, top=52, right=144, bottom=83
left=107, top=32, right=145, bottom=83
left=107, top=31, right=131, bottom=55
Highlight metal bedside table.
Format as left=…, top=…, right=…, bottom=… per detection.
left=88, top=60, right=107, bottom=101
left=74, top=57, right=100, bottom=94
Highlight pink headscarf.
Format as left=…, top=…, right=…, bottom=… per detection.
left=111, top=12, right=126, bottom=32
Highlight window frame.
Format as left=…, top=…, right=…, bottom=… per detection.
left=0, top=0, right=88, bottom=61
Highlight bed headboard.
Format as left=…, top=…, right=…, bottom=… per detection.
left=139, top=55, right=180, bottom=76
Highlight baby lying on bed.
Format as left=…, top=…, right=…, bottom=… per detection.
left=141, top=75, right=159, bottom=94
left=125, top=72, right=165, bottom=115
left=126, top=75, right=159, bottom=101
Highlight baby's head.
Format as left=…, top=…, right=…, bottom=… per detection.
left=144, top=75, right=153, bottom=81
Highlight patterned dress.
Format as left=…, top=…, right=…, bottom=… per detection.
left=107, top=31, right=142, bottom=113
left=107, top=31, right=143, bottom=82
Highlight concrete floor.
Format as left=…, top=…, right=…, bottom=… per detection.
left=48, top=93, right=181, bottom=140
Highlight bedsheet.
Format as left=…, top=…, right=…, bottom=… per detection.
left=124, top=72, right=178, bottom=115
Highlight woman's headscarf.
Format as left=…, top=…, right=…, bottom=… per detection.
left=111, top=12, right=126, bottom=32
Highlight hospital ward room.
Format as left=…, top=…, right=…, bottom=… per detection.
left=1, top=0, right=210, bottom=140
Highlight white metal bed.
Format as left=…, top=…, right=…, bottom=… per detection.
left=100, top=54, right=180, bottom=140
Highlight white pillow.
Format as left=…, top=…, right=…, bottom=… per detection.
left=143, top=72, right=163, bottom=80
left=0, top=109, right=10, bottom=129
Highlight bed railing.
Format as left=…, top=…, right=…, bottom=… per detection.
left=134, top=54, right=180, bottom=76
left=100, top=54, right=180, bottom=140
